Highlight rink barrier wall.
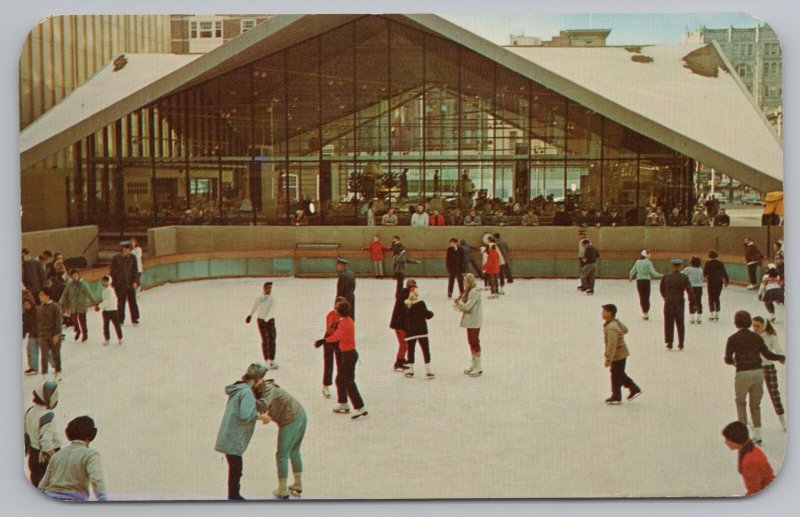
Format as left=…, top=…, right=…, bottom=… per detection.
left=21, top=225, right=100, bottom=267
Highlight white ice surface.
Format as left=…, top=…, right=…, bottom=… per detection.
left=22, top=277, right=787, bottom=500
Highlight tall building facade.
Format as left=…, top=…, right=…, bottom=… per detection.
left=19, top=15, right=172, bottom=130
left=170, top=15, right=272, bottom=54
left=684, top=24, right=782, bottom=122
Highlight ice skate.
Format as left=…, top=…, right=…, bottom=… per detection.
left=696, top=317, right=701, bottom=325
left=393, top=360, right=409, bottom=372
left=102, top=340, right=109, bottom=346
left=464, top=356, right=477, bottom=375
left=468, top=357, right=483, bottom=377
left=269, top=361, right=279, bottom=370
left=584, top=290, right=594, bottom=295
left=425, top=364, right=435, bottom=379
left=665, top=343, right=673, bottom=351
left=351, top=407, right=369, bottom=420
left=24, top=368, right=37, bottom=376
left=273, top=479, right=290, bottom=499
left=118, top=338, right=124, bottom=345
left=627, top=387, right=643, bottom=401
left=747, top=284, right=757, bottom=290
left=779, top=415, right=786, bottom=432
left=333, top=403, right=350, bottom=414
left=642, top=313, right=649, bottom=320
left=752, top=426, right=763, bottom=444
left=404, top=365, right=415, bottom=378
left=322, top=385, right=330, bottom=399
left=288, top=474, right=303, bottom=496
left=605, top=396, right=622, bottom=405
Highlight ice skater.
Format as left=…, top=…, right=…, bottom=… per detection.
left=37, top=287, right=63, bottom=380
left=628, top=250, right=662, bottom=320
left=757, top=264, right=784, bottom=322
left=246, top=281, right=279, bottom=369
left=23, top=297, right=39, bottom=375
left=721, top=421, right=775, bottom=496
left=482, top=243, right=500, bottom=298
left=110, top=241, right=140, bottom=325
left=254, top=380, right=307, bottom=499
left=682, top=257, right=704, bottom=324
left=743, top=236, right=764, bottom=289
left=446, top=238, right=465, bottom=299
left=214, top=363, right=271, bottom=500
left=579, top=239, right=599, bottom=295
left=363, top=235, right=390, bottom=278
left=601, top=304, right=641, bottom=404
left=336, top=258, right=356, bottom=321
left=455, top=273, right=483, bottom=377
left=95, top=276, right=123, bottom=346
left=403, top=283, right=435, bottom=379
left=493, top=233, right=513, bottom=285
left=59, top=269, right=98, bottom=342
left=659, top=258, right=695, bottom=351
left=391, top=236, right=420, bottom=291
left=575, top=230, right=587, bottom=291
left=752, top=316, right=786, bottom=432
left=724, top=311, right=785, bottom=444
left=24, top=381, right=61, bottom=487
left=321, top=300, right=368, bottom=419
left=38, top=415, right=106, bottom=501
left=316, top=297, right=344, bottom=398
left=389, top=279, right=412, bottom=372
left=703, top=250, right=729, bottom=321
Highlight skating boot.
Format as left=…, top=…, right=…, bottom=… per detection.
left=464, top=356, right=477, bottom=375
left=322, top=385, right=330, bottom=399
left=270, top=361, right=279, bottom=370
left=752, top=426, right=763, bottom=444
left=351, top=407, right=369, bottom=420
left=690, top=315, right=695, bottom=324
left=468, top=356, right=483, bottom=377
left=333, top=403, right=350, bottom=414
left=118, top=338, right=124, bottom=345
left=627, top=386, right=643, bottom=401
left=288, top=473, right=303, bottom=496
left=273, top=478, right=290, bottom=499
left=643, top=312, right=649, bottom=320
left=425, top=363, right=435, bottom=379
left=605, top=396, right=622, bottom=405
left=697, top=315, right=702, bottom=325
left=404, top=365, right=415, bottom=378
left=393, top=359, right=409, bottom=372
left=102, top=340, right=109, bottom=346
left=779, top=415, right=786, bottom=432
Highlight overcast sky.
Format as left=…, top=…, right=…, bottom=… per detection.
left=441, top=13, right=763, bottom=46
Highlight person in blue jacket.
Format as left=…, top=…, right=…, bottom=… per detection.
left=215, top=363, right=271, bottom=500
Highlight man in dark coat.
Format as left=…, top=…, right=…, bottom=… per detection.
left=336, top=258, right=356, bottom=321
left=22, top=248, right=47, bottom=305
left=659, top=258, right=696, bottom=351
left=493, top=233, right=513, bottom=284
left=445, top=238, right=466, bottom=299
left=110, top=241, right=140, bottom=325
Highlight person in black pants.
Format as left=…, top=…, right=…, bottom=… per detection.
left=460, top=240, right=482, bottom=278
left=336, top=258, right=356, bottom=321
left=703, top=250, right=729, bottom=321
left=494, top=233, right=513, bottom=284
left=316, top=297, right=344, bottom=399
left=321, top=300, right=367, bottom=419
left=446, top=238, right=466, bottom=298
left=659, top=258, right=696, bottom=350
left=109, top=241, right=139, bottom=325
left=403, top=287, right=435, bottom=379
left=743, top=236, right=764, bottom=289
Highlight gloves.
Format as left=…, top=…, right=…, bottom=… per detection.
left=94, top=306, right=100, bottom=312
left=604, top=360, right=611, bottom=368
left=314, top=338, right=326, bottom=348
left=245, top=315, right=252, bottom=324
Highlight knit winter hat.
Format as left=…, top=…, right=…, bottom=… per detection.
left=34, top=381, right=59, bottom=409
left=244, top=362, right=268, bottom=381
left=722, top=421, right=749, bottom=444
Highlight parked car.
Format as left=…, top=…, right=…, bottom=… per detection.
left=711, top=193, right=729, bottom=204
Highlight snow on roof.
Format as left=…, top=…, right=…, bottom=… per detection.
left=20, top=53, right=199, bottom=160
left=506, top=43, right=783, bottom=187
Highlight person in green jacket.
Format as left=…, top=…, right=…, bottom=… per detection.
left=628, top=250, right=663, bottom=320
left=59, top=269, right=98, bottom=342
left=214, top=363, right=271, bottom=500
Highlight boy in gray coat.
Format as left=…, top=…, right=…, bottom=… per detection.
left=215, top=363, right=271, bottom=500
left=602, top=304, right=642, bottom=404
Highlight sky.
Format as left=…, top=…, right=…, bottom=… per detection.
left=441, top=13, right=763, bottom=46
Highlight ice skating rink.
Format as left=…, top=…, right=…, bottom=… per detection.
left=22, top=277, right=787, bottom=500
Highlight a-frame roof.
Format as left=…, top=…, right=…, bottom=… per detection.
left=20, top=14, right=783, bottom=192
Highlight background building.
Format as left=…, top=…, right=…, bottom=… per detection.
left=507, top=29, right=610, bottom=48
left=683, top=24, right=782, bottom=129
left=170, top=14, right=272, bottom=54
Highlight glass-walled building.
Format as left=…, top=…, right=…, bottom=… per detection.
left=22, top=15, right=780, bottom=232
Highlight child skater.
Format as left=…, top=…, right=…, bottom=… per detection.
left=389, top=279, right=412, bottom=372
left=94, top=276, right=123, bottom=346
left=363, top=235, right=390, bottom=278
left=214, top=363, right=271, bottom=500
left=315, top=297, right=344, bottom=398
left=455, top=273, right=483, bottom=377
left=757, top=264, right=784, bottom=322
left=721, top=421, right=775, bottom=496
left=403, top=281, right=435, bottom=379
left=38, top=415, right=106, bottom=501
left=601, top=304, right=642, bottom=404
left=254, top=380, right=308, bottom=499
left=318, top=300, right=368, bottom=419
left=702, top=250, right=729, bottom=321
left=752, top=316, right=786, bottom=432
left=682, top=256, right=704, bottom=324
left=59, top=269, right=98, bottom=342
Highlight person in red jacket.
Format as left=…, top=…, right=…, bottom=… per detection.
left=315, top=297, right=345, bottom=399
left=482, top=243, right=501, bottom=299
left=722, top=421, right=776, bottom=496
left=362, top=235, right=390, bottom=278
left=429, top=209, right=446, bottom=226
left=317, top=300, right=368, bottom=419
